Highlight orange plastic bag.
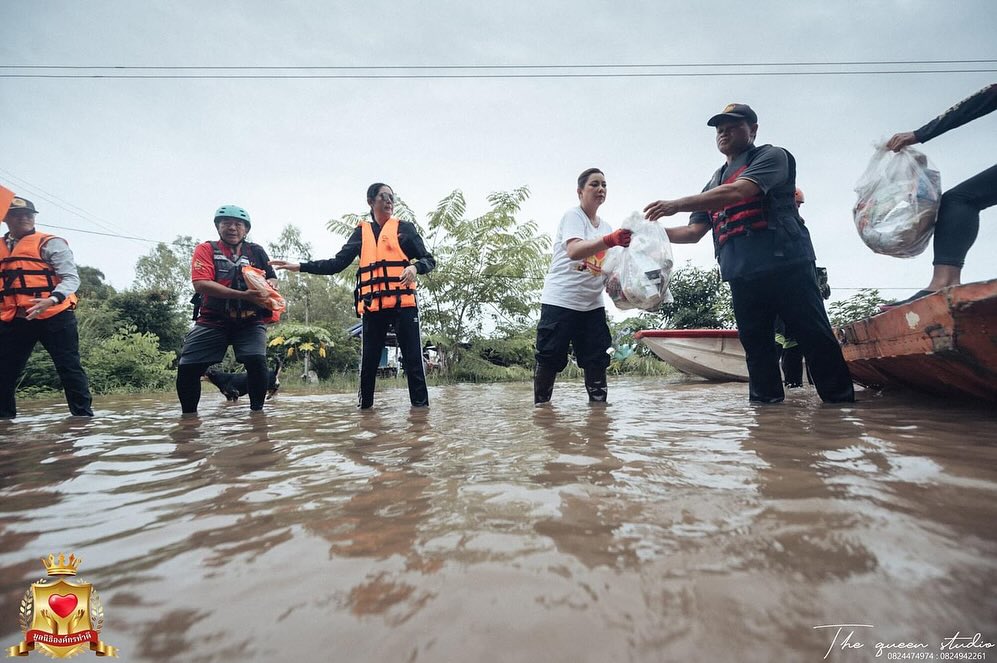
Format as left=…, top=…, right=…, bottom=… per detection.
left=242, top=265, right=286, bottom=323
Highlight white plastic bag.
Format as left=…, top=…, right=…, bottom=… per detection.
left=853, top=146, right=941, bottom=258
left=603, top=212, right=674, bottom=311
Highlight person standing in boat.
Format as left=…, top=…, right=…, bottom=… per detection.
left=883, top=83, right=997, bottom=307
left=534, top=168, right=632, bottom=406
left=644, top=104, right=854, bottom=404
left=270, top=183, right=435, bottom=410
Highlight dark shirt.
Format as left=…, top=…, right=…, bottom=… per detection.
left=689, top=144, right=815, bottom=281
left=300, top=220, right=436, bottom=276
left=914, top=84, right=997, bottom=144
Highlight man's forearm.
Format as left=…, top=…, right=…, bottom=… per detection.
left=673, top=183, right=751, bottom=213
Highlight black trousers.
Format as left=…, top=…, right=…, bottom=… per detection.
left=535, top=304, right=612, bottom=372
left=933, top=163, right=997, bottom=268
left=359, top=306, right=428, bottom=408
left=729, top=262, right=854, bottom=403
left=0, top=310, right=94, bottom=418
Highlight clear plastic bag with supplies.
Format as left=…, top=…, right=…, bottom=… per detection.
left=602, top=212, right=674, bottom=311
left=853, top=145, right=941, bottom=258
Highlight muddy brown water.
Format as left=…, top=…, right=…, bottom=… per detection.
left=1, top=378, right=995, bottom=662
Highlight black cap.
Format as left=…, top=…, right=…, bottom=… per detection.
left=707, top=103, right=758, bottom=127
left=8, top=197, right=38, bottom=214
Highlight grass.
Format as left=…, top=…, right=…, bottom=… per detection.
left=20, top=354, right=679, bottom=399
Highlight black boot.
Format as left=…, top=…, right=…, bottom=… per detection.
left=533, top=364, right=557, bottom=405
left=583, top=367, right=608, bottom=403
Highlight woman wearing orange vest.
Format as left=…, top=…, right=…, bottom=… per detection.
left=271, top=183, right=436, bottom=409
left=0, top=196, right=93, bottom=418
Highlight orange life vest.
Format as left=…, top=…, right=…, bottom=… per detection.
left=355, top=218, right=417, bottom=316
left=0, top=232, right=77, bottom=322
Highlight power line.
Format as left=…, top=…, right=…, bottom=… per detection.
left=3, top=69, right=994, bottom=79
left=3, top=58, right=995, bottom=70
left=36, top=222, right=162, bottom=244
left=0, top=168, right=152, bottom=244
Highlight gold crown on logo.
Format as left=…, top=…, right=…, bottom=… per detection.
left=41, top=553, right=82, bottom=576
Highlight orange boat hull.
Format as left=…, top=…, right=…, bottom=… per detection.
left=837, top=279, right=997, bottom=402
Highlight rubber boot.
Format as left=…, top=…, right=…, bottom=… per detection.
left=533, top=364, right=557, bottom=406
left=583, top=367, right=608, bottom=403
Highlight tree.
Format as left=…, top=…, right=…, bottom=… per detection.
left=133, top=235, right=198, bottom=309
left=419, top=187, right=550, bottom=352
left=655, top=263, right=735, bottom=329
left=108, top=289, right=189, bottom=354
left=83, top=326, right=176, bottom=393
left=828, top=289, right=887, bottom=327
left=77, top=265, right=116, bottom=300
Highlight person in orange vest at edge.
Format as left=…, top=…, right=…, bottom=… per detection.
left=534, top=168, right=632, bottom=406
left=881, top=84, right=997, bottom=308
left=644, top=104, right=854, bottom=404
left=270, top=183, right=436, bottom=409
left=176, top=205, right=278, bottom=414
left=0, top=196, right=94, bottom=418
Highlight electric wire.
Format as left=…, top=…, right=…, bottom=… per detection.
left=2, top=58, right=995, bottom=79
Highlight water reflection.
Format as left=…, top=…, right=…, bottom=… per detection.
left=0, top=384, right=995, bottom=661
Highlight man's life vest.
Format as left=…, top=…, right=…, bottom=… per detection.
left=710, top=145, right=803, bottom=256
left=196, top=241, right=270, bottom=322
left=0, top=232, right=77, bottom=322
left=355, top=218, right=416, bottom=317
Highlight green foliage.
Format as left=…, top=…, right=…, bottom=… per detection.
left=18, top=348, right=62, bottom=395
left=419, top=187, right=550, bottom=352
left=445, top=351, right=532, bottom=383
left=656, top=263, right=735, bottom=329
left=82, top=326, right=176, bottom=393
left=268, top=224, right=357, bottom=331
left=76, top=299, right=124, bottom=344
left=133, top=235, right=198, bottom=309
left=77, top=265, right=116, bottom=300
left=107, top=289, right=189, bottom=354
left=267, top=322, right=335, bottom=358
left=471, top=335, right=535, bottom=368
left=828, top=289, right=887, bottom=327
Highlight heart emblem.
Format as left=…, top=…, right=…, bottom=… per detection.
left=48, top=594, right=78, bottom=619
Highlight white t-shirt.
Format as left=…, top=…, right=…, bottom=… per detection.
left=540, top=206, right=612, bottom=311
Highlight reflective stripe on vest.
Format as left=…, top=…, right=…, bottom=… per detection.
left=355, top=218, right=416, bottom=316
left=711, top=164, right=769, bottom=248
left=0, top=232, right=76, bottom=322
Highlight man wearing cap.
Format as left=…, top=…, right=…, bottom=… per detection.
left=1, top=197, right=94, bottom=418
left=175, top=205, right=278, bottom=414
left=644, top=104, right=853, bottom=403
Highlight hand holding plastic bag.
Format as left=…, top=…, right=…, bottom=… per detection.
left=242, top=265, right=286, bottom=323
left=853, top=145, right=940, bottom=258
left=602, top=212, right=674, bottom=311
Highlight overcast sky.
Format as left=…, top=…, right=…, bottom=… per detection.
left=2, top=0, right=995, bottom=316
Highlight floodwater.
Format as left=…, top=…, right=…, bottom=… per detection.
left=1, top=378, right=996, bottom=663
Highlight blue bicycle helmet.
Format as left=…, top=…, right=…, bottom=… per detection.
left=214, top=205, right=251, bottom=230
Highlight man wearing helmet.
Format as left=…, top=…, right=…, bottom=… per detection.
left=175, top=205, right=278, bottom=414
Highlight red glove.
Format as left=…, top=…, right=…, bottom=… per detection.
left=602, top=228, right=632, bottom=248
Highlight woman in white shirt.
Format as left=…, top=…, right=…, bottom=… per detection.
left=534, top=168, right=632, bottom=405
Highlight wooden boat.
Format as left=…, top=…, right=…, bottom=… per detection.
left=837, top=279, right=997, bottom=402
left=634, top=329, right=748, bottom=381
